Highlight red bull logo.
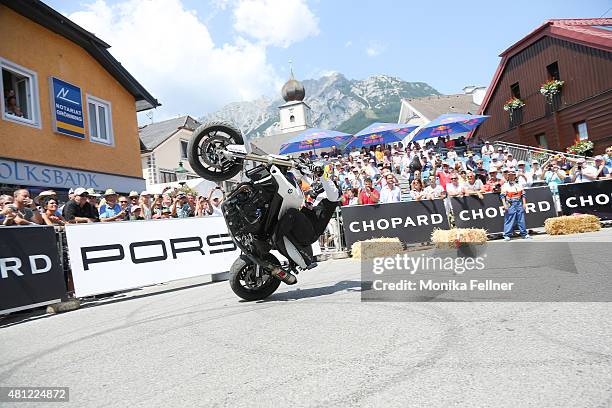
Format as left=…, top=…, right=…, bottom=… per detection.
left=430, top=125, right=451, bottom=137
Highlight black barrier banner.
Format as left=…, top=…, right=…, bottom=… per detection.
left=450, top=186, right=557, bottom=233
left=558, top=179, right=612, bottom=220
left=0, top=226, right=66, bottom=314
left=340, top=199, right=449, bottom=247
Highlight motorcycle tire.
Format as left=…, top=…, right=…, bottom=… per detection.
left=187, top=120, right=244, bottom=182
left=229, top=255, right=282, bottom=301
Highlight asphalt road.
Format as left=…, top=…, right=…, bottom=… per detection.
left=1, top=229, right=612, bottom=407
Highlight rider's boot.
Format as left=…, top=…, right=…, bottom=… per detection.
left=270, top=267, right=297, bottom=285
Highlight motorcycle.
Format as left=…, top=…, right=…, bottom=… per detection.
left=187, top=121, right=337, bottom=301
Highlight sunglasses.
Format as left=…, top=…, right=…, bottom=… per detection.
left=119, top=201, right=128, bottom=203
left=450, top=178, right=458, bottom=180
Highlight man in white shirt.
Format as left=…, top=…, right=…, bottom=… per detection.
left=571, top=158, right=597, bottom=183
left=481, top=141, right=494, bottom=157
left=527, top=159, right=543, bottom=183
left=365, top=159, right=379, bottom=178
left=445, top=173, right=464, bottom=197
left=516, top=161, right=532, bottom=187
left=505, top=153, right=518, bottom=169
left=492, top=147, right=504, bottom=161
left=423, top=176, right=446, bottom=200
left=379, top=174, right=401, bottom=203
left=446, top=147, right=458, bottom=160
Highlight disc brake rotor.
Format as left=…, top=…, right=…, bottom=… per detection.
left=197, top=131, right=235, bottom=171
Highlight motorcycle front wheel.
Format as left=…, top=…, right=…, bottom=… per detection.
left=229, top=255, right=282, bottom=301
left=187, top=120, right=244, bottom=182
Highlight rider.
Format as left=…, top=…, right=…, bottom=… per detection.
left=271, top=165, right=341, bottom=285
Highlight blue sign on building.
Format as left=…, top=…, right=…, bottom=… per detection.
left=50, top=77, right=85, bottom=139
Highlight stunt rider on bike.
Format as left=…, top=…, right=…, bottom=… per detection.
left=271, top=164, right=341, bottom=285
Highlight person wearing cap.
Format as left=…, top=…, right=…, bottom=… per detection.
left=34, top=190, right=61, bottom=217
left=128, top=191, right=139, bottom=208
left=516, top=160, right=531, bottom=187
left=206, top=187, right=225, bottom=216
left=129, top=205, right=145, bottom=221
left=365, top=158, right=379, bottom=178
left=139, top=191, right=152, bottom=220
left=86, top=188, right=100, bottom=212
left=527, top=159, right=543, bottom=182
left=63, top=188, right=97, bottom=223
left=504, top=153, right=517, bottom=169
left=435, top=161, right=453, bottom=191
left=481, top=141, right=494, bottom=158
left=172, top=191, right=194, bottom=218
left=465, top=153, right=477, bottom=172
left=492, top=147, right=504, bottom=161
left=500, top=168, right=531, bottom=241
left=594, top=156, right=610, bottom=179
left=491, top=156, right=503, bottom=171
left=570, top=158, right=597, bottom=183
left=483, top=169, right=503, bottom=193
left=99, top=189, right=127, bottom=222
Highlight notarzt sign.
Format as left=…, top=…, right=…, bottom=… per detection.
left=340, top=200, right=450, bottom=247
left=65, top=217, right=240, bottom=297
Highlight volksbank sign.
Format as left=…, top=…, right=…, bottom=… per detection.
left=0, top=157, right=145, bottom=192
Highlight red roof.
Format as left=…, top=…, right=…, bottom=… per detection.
left=478, top=18, right=612, bottom=116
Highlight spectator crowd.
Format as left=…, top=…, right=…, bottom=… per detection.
left=0, top=186, right=226, bottom=226
left=294, top=137, right=612, bottom=209
left=2, top=138, right=611, bottom=227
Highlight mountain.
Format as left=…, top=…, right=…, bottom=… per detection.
left=201, top=73, right=440, bottom=138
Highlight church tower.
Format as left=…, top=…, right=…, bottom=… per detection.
left=279, top=64, right=311, bottom=133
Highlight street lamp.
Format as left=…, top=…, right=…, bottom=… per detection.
left=175, top=161, right=188, bottom=187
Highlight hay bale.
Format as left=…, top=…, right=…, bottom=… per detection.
left=431, top=228, right=488, bottom=248
left=351, top=238, right=403, bottom=259
left=544, top=214, right=601, bottom=235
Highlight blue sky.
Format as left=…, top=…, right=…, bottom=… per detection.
left=46, top=0, right=611, bottom=120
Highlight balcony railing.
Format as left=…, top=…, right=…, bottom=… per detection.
left=509, top=108, right=523, bottom=129
left=545, top=93, right=562, bottom=116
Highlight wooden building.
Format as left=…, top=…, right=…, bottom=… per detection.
left=474, top=19, right=612, bottom=154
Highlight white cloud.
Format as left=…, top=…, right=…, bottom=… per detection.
left=344, top=40, right=352, bottom=48
left=233, top=0, right=319, bottom=47
left=366, top=42, right=384, bottom=57
left=67, top=0, right=316, bottom=121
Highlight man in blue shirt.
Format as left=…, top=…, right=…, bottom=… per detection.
left=99, top=189, right=126, bottom=222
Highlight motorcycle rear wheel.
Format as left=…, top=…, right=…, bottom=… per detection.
left=229, top=255, right=282, bottom=301
left=187, top=120, right=244, bottom=182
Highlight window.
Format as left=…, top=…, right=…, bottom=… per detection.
left=574, top=121, right=588, bottom=141
left=159, top=170, right=177, bottom=183
left=534, top=133, right=548, bottom=149
left=546, top=62, right=560, bottom=80
left=180, top=140, right=188, bottom=160
left=289, top=115, right=295, bottom=123
left=86, top=95, right=114, bottom=145
left=510, top=82, right=521, bottom=99
left=1, top=58, right=41, bottom=128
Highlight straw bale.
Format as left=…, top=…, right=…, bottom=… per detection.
left=351, top=238, right=404, bottom=259
left=544, top=214, right=601, bottom=235
left=431, top=228, right=488, bottom=248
